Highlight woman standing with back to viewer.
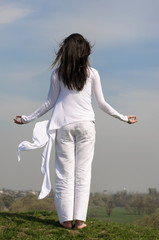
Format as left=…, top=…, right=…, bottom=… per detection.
left=14, top=33, right=138, bottom=229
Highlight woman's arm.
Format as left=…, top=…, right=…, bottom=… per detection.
left=14, top=70, right=60, bottom=124
left=92, top=69, right=137, bottom=123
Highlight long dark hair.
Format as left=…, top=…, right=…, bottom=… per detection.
left=51, top=33, right=92, bottom=91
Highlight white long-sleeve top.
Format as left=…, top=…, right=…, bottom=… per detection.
left=22, top=67, right=128, bottom=124
left=17, top=67, right=128, bottom=199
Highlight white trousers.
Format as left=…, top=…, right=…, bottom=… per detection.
left=54, top=121, right=96, bottom=223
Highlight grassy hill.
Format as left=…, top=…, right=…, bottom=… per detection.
left=0, top=211, right=159, bottom=240
left=88, top=206, right=143, bottom=224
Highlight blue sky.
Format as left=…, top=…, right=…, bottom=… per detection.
left=0, top=0, right=159, bottom=193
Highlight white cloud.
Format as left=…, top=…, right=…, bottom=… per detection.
left=0, top=4, right=32, bottom=24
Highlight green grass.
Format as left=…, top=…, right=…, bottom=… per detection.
left=88, top=207, right=142, bottom=224
left=0, top=211, right=159, bottom=240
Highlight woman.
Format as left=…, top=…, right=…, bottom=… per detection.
left=14, top=33, right=138, bottom=229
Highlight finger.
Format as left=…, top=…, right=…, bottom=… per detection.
left=129, top=118, right=138, bottom=124
left=16, top=116, right=22, bottom=121
left=14, top=117, right=23, bottom=124
left=130, top=120, right=136, bottom=124
left=14, top=119, right=21, bottom=124
left=129, top=116, right=137, bottom=120
left=16, top=116, right=22, bottom=120
left=134, top=118, right=138, bottom=123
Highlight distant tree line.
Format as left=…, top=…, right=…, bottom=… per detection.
left=89, top=188, right=159, bottom=217
left=0, top=188, right=159, bottom=218
left=0, top=189, right=55, bottom=212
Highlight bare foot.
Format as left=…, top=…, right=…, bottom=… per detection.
left=60, top=221, right=72, bottom=229
left=75, top=220, right=87, bottom=229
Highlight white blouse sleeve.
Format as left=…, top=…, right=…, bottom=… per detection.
left=21, top=70, right=60, bottom=124
left=92, top=69, right=128, bottom=122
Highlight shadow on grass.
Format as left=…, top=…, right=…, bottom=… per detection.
left=0, top=211, right=61, bottom=228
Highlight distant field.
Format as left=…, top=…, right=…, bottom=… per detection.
left=88, top=206, right=143, bottom=224
left=0, top=211, right=159, bottom=240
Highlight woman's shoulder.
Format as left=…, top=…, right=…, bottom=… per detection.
left=51, top=67, right=59, bottom=76
left=89, top=66, right=98, bottom=73
left=50, top=68, right=59, bottom=80
left=89, top=67, right=100, bottom=78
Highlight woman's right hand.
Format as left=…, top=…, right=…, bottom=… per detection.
left=14, top=116, right=24, bottom=124
left=127, top=115, right=138, bottom=124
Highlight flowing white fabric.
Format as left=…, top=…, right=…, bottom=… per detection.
left=17, top=121, right=49, bottom=161
left=17, top=120, right=55, bottom=199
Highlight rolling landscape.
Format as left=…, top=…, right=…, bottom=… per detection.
left=0, top=188, right=159, bottom=239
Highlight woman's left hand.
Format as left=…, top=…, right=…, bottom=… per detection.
left=14, top=116, right=24, bottom=124
left=127, top=115, right=138, bottom=124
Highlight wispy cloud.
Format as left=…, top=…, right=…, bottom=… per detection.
left=0, top=4, right=32, bottom=24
